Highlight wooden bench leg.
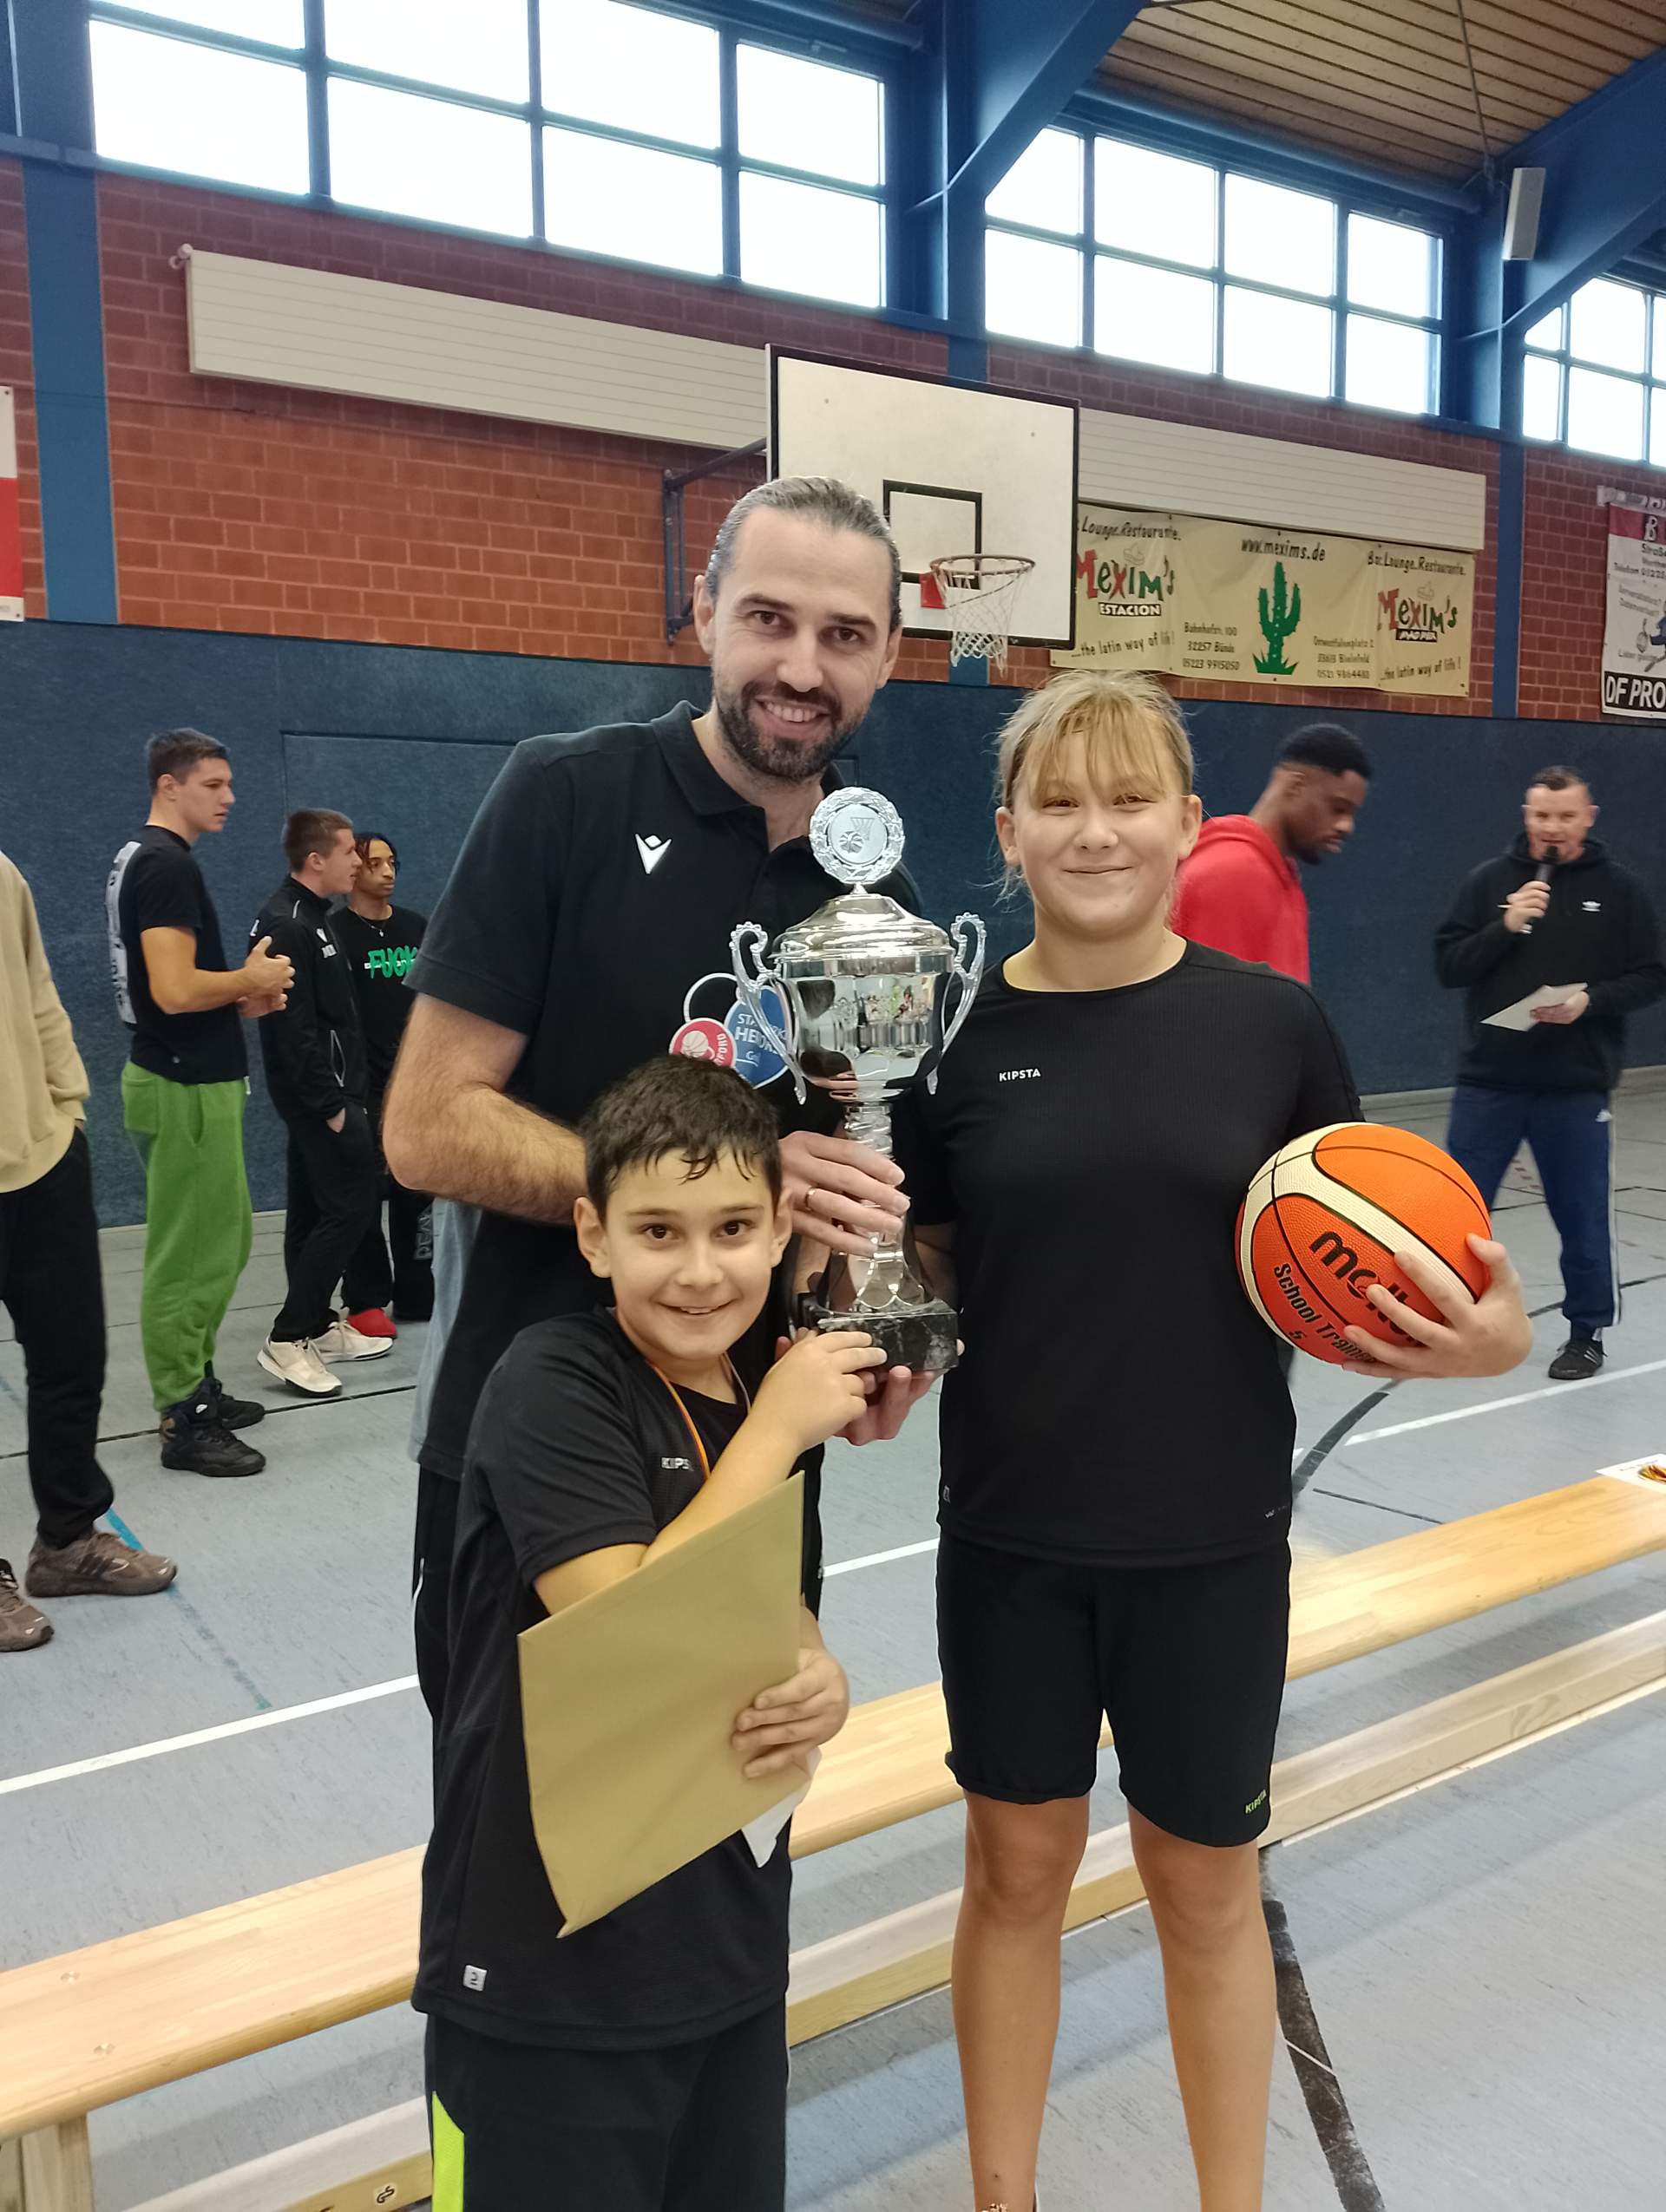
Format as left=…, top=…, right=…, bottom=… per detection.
left=0, top=2121, right=95, bottom=2212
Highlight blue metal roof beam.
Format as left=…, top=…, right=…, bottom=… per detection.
left=935, top=0, right=1144, bottom=210
left=1495, top=47, right=1666, bottom=341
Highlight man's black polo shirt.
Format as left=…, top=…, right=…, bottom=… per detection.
left=410, top=702, right=914, bottom=1488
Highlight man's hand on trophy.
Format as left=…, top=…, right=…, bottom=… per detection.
left=781, top=1129, right=909, bottom=1254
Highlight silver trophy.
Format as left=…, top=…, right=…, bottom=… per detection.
left=731, top=789, right=985, bottom=1374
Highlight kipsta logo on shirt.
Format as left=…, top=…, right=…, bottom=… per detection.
left=998, top=1067, right=1042, bottom=1083
left=636, top=833, right=672, bottom=876
left=1583, top=900, right=1602, bottom=913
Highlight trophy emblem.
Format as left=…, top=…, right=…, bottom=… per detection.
left=731, top=789, right=985, bottom=1374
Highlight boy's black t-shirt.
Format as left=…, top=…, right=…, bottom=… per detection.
left=891, top=945, right=1361, bottom=1566
left=416, top=1311, right=803, bottom=2051
left=106, top=828, right=247, bottom=1085
left=332, top=902, right=428, bottom=1091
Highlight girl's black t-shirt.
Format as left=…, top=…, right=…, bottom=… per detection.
left=892, top=943, right=1361, bottom=1566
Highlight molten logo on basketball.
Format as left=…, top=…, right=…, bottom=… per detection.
left=1308, top=1231, right=1414, bottom=1316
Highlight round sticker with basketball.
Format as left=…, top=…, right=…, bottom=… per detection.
left=669, top=1018, right=736, bottom=1068
left=668, top=972, right=790, bottom=1088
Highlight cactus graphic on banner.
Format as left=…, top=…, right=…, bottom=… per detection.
left=1254, top=562, right=1302, bottom=676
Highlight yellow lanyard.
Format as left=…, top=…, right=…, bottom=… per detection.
left=647, top=1358, right=750, bottom=1483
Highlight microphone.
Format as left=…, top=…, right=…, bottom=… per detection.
left=1520, top=845, right=1559, bottom=936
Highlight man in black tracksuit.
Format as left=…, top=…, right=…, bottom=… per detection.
left=1436, top=765, right=1665, bottom=1381
left=253, top=810, right=389, bottom=1399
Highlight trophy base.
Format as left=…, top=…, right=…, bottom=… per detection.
left=805, top=1296, right=960, bottom=1376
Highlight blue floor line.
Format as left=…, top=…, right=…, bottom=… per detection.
left=106, top=1507, right=274, bottom=1715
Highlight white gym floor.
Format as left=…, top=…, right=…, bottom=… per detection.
left=3, top=1077, right=1665, bottom=2210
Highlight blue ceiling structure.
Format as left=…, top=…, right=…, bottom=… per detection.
left=2, top=0, right=1663, bottom=704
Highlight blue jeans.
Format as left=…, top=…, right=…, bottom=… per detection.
left=1446, top=1085, right=1617, bottom=1334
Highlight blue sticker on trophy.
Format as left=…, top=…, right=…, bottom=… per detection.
left=726, top=987, right=788, bottom=1086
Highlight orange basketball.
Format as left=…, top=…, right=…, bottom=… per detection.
left=1236, top=1124, right=1492, bottom=1368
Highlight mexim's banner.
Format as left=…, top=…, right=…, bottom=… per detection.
left=0, top=388, right=22, bottom=623
left=1178, top=519, right=1378, bottom=688
left=1602, top=500, right=1666, bottom=723
left=1062, top=505, right=1181, bottom=670
left=1054, top=501, right=1470, bottom=695
left=1368, top=541, right=1473, bottom=697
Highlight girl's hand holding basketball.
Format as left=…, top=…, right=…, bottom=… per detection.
left=1341, top=1235, right=1532, bottom=1378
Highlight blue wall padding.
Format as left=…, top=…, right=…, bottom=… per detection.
left=3, top=623, right=1663, bottom=1224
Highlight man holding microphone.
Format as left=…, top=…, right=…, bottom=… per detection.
left=1435, top=765, right=1665, bottom=1380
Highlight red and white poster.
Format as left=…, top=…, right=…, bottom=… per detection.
left=0, top=387, right=23, bottom=621
left=1602, top=494, right=1666, bottom=722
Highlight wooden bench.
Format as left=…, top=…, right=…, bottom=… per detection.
left=3, top=1474, right=1663, bottom=2211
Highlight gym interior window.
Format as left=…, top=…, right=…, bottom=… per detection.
left=86, top=1, right=888, bottom=311
left=1522, top=277, right=1666, bottom=468
left=985, top=128, right=1443, bottom=417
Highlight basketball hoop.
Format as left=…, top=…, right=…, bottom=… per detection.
left=927, top=554, right=1034, bottom=671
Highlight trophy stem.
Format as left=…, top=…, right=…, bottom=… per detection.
left=842, top=1096, right=895, bottom=1162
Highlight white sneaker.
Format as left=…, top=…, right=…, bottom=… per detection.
left=259, top=1336, right=342, bottom=1397
left=313, top=1315, right=393, bottom=1364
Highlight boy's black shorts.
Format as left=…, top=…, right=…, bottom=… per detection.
left=425, top=2001, right=787, bottom=2211
left=936, top=1531, right=1291, bottom=1848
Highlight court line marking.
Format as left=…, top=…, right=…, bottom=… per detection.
left=1342, top=1355, right=1666, bottom=1448
left=7, top=1359, right=1666, bottom=1799
left=0, top=1675, right=422, bottom=1799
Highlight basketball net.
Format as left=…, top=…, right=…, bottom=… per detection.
left=926, top=554, right=1034, bottom=672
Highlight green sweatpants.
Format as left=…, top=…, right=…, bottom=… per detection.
left=121, top=1063, right=253, bottom=1411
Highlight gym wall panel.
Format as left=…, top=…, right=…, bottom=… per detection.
left=1076, top=407, right=1486, bottom=551
left=5, top=622, right=1663, bottom=1227
left=185, top=250, right=766, bottom=453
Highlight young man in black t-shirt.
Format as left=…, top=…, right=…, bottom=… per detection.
left=253, top=811, right=390, bottom=1398
left=385, top=478, right=935, bottom=1723
left=334, top=833, right=433, bottom=1334
left=418, top=1056, right=880, bottom=2209
left=107, top=730, right=292, bottom=1478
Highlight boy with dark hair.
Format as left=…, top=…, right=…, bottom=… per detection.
left=1173, top=721, right=1373, bottom=983
left=253, top=810, right=388, bottom=1396
left=336, top=832, right=433, bottom=1335
left=416, top=1054, right=880, bottom=2209
left=108, top=730, right=292, bottom=1478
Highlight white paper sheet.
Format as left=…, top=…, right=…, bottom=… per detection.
left=1483, top=983, right=1586, bottom=1031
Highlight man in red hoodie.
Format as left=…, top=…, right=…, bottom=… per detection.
left=1173, top=724, right=1372, bottom=981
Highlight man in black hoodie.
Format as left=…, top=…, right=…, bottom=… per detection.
left=252, top=811, right=391, bottom=1398
left=1436, top=766, right=1665, bottom=1381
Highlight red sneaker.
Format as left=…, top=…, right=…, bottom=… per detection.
left=345, top=1306, right=397, bottom=1340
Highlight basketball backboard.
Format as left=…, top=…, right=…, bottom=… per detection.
left=767, top=350, right=1078, bottom=651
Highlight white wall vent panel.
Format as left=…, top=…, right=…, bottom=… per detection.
left=184, top=249, right=764, bottom=453
left=1078, top=405, right=1486, bottom=552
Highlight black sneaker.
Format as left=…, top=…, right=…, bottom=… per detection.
left=160, top=1400, right=266, bottom=1477
left=1548, top=1335, right=1605, bottom=1382
left=201, top=1367, right=266, bottom=1430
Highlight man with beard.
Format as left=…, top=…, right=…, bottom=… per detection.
left=1172, top=723, right=1372, bottom=982
left=384, top=476, right=933, bottom=1719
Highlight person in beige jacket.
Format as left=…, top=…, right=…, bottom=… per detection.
left=0, top=849, right=176, bottom=1653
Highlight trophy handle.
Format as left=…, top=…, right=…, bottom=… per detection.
left=729, top=922, right=806, bottom=1103
left=928, top=913, right=987, bottom=1093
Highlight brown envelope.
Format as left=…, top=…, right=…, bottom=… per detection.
left=517, top=1476, right=804, bottom=1935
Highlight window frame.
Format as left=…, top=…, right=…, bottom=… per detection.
left=83, top=0, right=895, bottom=308
left=982, top=122, right=1446, bottom=420
left=1521, top=276, right=1666, bottom=468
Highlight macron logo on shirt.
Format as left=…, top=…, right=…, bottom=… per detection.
left=998, top=1068, right=1042, bottom=1083
left=636, top=833, right=672, bottom=876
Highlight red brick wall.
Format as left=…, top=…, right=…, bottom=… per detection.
left=98, top=174, right=956, bottom=678
left=80, top=170, right=1663, bottom=726
left=1518, top=449, right=1661, bottom=722
left=0, top=157, right=45, bottom=618
left=990, top=344, right=1499, bottom=715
